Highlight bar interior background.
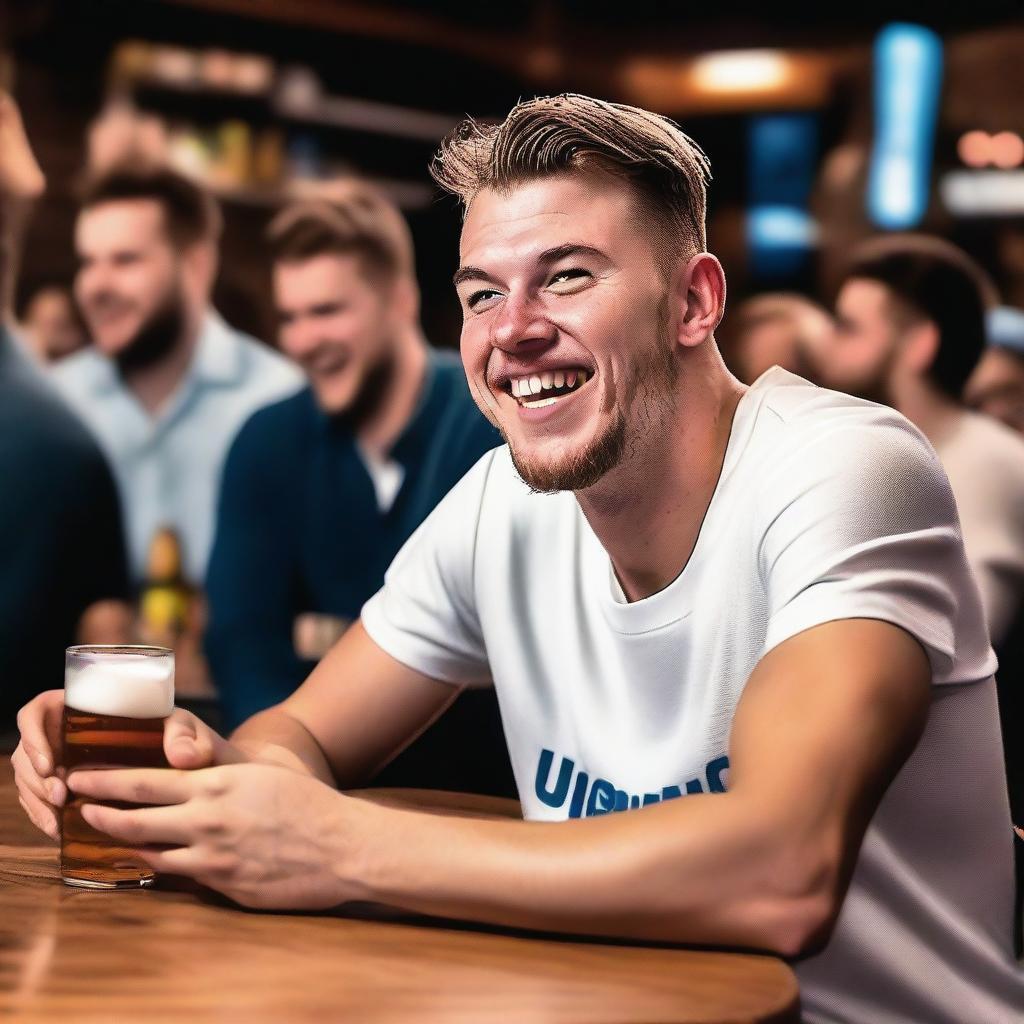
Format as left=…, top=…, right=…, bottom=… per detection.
left=1, top=0, right=1023, bottom=351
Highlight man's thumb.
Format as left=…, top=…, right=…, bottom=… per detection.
left=164, top=712, right=214, bottom=769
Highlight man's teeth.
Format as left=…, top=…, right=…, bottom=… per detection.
left=510, top=369, right=589, bottom=401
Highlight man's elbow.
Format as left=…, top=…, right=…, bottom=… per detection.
left=766, top=889, right=840, bottom=959
left=763, top=848, right=844, bottom=959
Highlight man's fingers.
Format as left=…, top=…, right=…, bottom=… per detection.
left=164, top=710, right=216, bottom=769
left=18, top=793, right=58, bottom=841
left=137, top=845, right=243, bottom=892
left=80, top=803, right=194, bottom=846
left=11, top=745, right=49, bottom=804
left=164, top=710, right=244, bottom=769
left=137, top=845, right=207, bottom=878
left=67, top=768, right=193, bottom=806
left=45, top=776, right=68, bottom=807
left=16, top=691, right=64, bottom=776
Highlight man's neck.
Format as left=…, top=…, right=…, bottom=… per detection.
left=577, top=359, right=747, bottom=603
left=356, top=327, right=429, bottom=458
left=123, top=313, right=201, bottom=418
left=889, top=376, right=964, bottom=450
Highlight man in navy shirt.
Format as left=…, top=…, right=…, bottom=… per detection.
left=205, top=182, right=513, bottom=794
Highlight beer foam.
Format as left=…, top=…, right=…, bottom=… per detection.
left=65, top=656, right=174, bottom=718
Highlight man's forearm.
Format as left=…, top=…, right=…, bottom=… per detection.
left=341, top=791, right=827, bottom=956
left=231, top=707, right=337, bottom=786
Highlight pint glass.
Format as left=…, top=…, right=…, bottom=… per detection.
left=61, top=645, right=174, bottom=889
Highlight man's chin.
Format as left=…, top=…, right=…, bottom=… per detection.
left=311, top=373, right=362, bottom=416
left=314, top=390, right=353, bottom=416
left=92, top=331, right=135, bottom=358
left=508, top=419, right=627, bottom=495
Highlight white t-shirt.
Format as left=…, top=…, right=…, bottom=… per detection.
left=362, top=367, right=1023, bottom=1023
left=933, top=408, right=1024, bottom=648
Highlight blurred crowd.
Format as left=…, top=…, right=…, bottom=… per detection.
left=2, top=89, right=1023, bottom=807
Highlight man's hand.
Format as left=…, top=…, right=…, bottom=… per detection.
left=11, top=691, right=65, bottom=840
left=11, top=691, right=247, bottom=842
left=65, top=763, right=363, bottom=911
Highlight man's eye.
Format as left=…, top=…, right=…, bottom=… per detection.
left=467, top=289, right=501, bottom=310
left=548, top=268, right=591, bottom=289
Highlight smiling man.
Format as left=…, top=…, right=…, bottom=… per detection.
left=14, top=95, right=1023, bottom=1023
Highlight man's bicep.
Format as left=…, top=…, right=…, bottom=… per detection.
left=280, top=620, right=462, bottom=787
left=730, top=619, right=931, bottom=892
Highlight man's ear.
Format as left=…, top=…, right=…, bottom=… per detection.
left=902, top=320, right=940, bottom=376
left=673, top=252, right=726, bottom=350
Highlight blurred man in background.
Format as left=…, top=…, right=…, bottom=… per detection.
left=51, top=165, right=303, bottom=589
left=204, top=183, right=513, bottom=794
left=20, top=283, right=87, bottom=363
left=812, top=235, right=1024, bottom=888
left=966, top=303, right=1024, bottom=883
left=966, top=305, right=1024, bottom=436
left=716, top=292, right=832, bottom=385
left=811, top=234, right=1024, bottom=650
left=0, top=91, right=128, bottom=730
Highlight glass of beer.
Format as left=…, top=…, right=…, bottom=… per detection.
left=61, top=645, right=174, bottom=889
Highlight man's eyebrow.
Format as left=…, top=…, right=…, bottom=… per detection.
left=452, top=244, right=608, bottom=287
left=452, top=265, right=491, bottom=287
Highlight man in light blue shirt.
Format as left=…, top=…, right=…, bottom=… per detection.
left=51, top=165, right=302, bottom=585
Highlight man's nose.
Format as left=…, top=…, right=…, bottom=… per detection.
left=490, top=293, right=557, bottom=354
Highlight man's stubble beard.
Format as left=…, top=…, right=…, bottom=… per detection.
left=111, top=277, right=187, bottom=377
left=830, top=341, right=900, bottom=409
left=328, top=343, right=396, bottom=430
left=505, top=297, right=680, bottom=494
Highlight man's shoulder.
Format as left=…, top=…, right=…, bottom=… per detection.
left=231, top=385, right=318, bottom=456
left=424, top=347, right=502, bottom=449
left=0, top=351, right=112, bottom=487
left=428, top=348, right=474, bottom=407
left=751, top=369, right=935, bottom=465
left=955, top=410, right=1024, bottom=474
left=48, top=346, right=111, bottom=395
left=754, top=368, right=905, bottom=432
left=740, top=370, right=949, bottom=522
left=217, top=388, right=318, bottom=509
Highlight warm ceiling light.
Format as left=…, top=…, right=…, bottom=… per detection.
left=691, top=51, right=791, bottom=93
left=991, top=131, right=1024, bottom=170
left=958, top=130, right=992, bottom=168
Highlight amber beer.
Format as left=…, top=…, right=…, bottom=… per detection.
left=61, top=645, right=174, bottom=889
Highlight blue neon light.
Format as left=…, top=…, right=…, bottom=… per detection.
left=747, top=113, right=818, bottom=277
left=867, top=23, right=943, bottom=229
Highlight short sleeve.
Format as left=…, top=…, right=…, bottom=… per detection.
left=360, top=449, right=496, bottom=687
left=759, top=413, right=993, bottom=684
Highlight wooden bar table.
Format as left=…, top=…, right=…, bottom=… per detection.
left=0, top=758, right=799, bottom=1023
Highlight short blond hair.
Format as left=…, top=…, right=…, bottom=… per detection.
left=431, top=93, right=711, bottom=261
left=267, top=179, right=414, bottom=284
